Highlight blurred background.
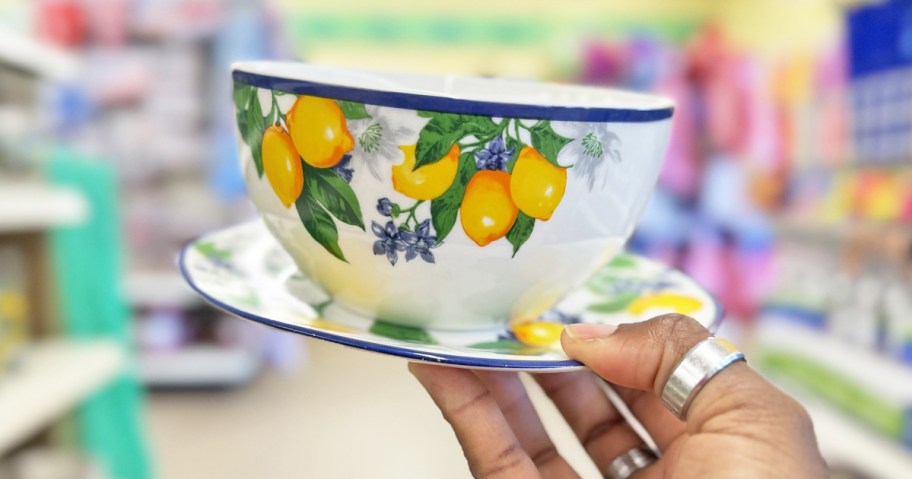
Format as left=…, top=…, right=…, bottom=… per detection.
left=0, top=0, right=911, bottom=478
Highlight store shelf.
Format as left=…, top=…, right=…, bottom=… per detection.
left=754, top=320, right=912, bottom=478
left=786, top=388, right=912, bottom=479
left=0, top=29, right=80, bottom=81
left=0, top=183, right=89, bottom=233
left=0, top=340, right=126, bottom=455
left=125, top=270, right=202, bottom=309
left=139, top=346, right=260, bottom=388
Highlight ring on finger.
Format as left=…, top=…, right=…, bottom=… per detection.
left=604, top=446, right=658, bottom=479
left=661, top=336, right=746, bottom=420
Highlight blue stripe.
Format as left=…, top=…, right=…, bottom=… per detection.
left=233, top=70, right=674, bottom=123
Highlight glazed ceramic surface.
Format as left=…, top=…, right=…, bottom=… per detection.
left=180, top=221, right=719, bottom=371
left=232, top=62, right=674, bottom=330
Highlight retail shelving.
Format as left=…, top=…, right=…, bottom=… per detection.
left=0, top=183, right=89, bottom=233
left=754, top=320, right=912, bottom=478
left=0, top=340, right=125, bottom=455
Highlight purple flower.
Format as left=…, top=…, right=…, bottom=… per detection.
left=399, top=219, right=438, bottom=263
left=332, top=154, right=354, bottom=183
left=475, top=136, right=513, bottom=171
left=371, top=221, right=406, bottom=265
left=377, top=198, right=394, bottom=217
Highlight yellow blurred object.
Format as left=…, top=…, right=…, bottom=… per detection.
left=286, top=95, right=354, bottom=168
left=512, top=321, right=565, bottom=347
left=627, top=293, right=702, bottom=316
left=861, top=174, right=902, bottom=222
left=392, top=144, right=459, bottom=200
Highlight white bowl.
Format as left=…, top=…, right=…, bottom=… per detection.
left=232, top=61, right=673, bottom=330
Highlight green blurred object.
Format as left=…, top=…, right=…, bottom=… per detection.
left=47, top=151, right=152, bottom=479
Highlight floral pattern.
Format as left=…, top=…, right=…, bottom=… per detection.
left=553, top=122, right=622, bottom=191
left=234, top=81, right=627, bottom=265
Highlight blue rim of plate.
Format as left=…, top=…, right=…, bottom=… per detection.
left=232, top=70, right=674, bottom=123
left=178, top=230, right=723, bottom=371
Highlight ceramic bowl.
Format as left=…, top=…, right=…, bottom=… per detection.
left=231, top=61, right=673, bottom=331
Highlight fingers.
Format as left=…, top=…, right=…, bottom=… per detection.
left=533, top=371, right=646, bottom=473
left=474, top=371, right=577, bottom=477
left=561, top=314, right=786, bottom=430
left=610, top=386, right=684, bottom=449
left=408, top=362, right=546, bottom=479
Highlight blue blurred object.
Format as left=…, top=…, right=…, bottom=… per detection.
left=848, top=0, right=912, bottom=76
left=209, top=3, right=278, bottom=200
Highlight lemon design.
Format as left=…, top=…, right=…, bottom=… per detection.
left=286, top=95, right=354, bottom=168
left=460, top=170, right=519, bottom=246
left=627, top=293, right=703, bottom=316
left=510, top=146, right=567, bottom=221
left=262, top=125, right=304, bottom=208
left=512, top=321, right=565, bottom=347
left=392, top=144, right=459, bottom=200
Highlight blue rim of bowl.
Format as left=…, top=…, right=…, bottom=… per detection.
left=177, top=225, right=724, bottom=371
left=232, top=70, right=674, bottom=123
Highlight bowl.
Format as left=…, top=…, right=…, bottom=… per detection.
left=231, top=61, right=673, bottom=331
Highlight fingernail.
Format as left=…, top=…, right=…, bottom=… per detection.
left=565, top=323, right=618, bottom=341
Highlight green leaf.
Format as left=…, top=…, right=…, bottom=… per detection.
left=462, top=116, right=500, bottom=139
left=415, top=112, right=464, bottom=170
left=608, top=254, right=637, bottom=268
left=303, top=163, right=365, bottom=230
left=503, top=136, right=524, bottom=173
left=295, top=193, right=346, bottom=262
left=369, top=320, right=436, bottom=344
left=529, top=121, right=573, bottom=167
left=337, top=100, right=371, bottom=120
left=233, top=83, right=254, bottom=111
left=244, top=91, right=268, bottom=178
left=586, top=292, right=639, bottom=313
left=431, top=152, right=476, bottom=242
left=505, top=211, right=535, bottom=257
left=194, top=241, right=231, bottom=261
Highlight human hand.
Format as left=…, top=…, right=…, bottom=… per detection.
left=409, top=314, right=826, bottom=478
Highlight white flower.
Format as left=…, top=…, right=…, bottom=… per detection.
left=552, top=122, right=622, bottom=191
left=346, top=105, right=421, bottom=180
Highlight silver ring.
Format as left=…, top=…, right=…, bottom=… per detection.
left=661, top=336, right=745, bottom=420
left=604, top=446, right=657, bottom=479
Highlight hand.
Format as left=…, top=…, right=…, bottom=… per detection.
left=409, top=314, right=827, bottom=478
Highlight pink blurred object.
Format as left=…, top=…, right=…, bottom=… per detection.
left=657, top=70, right=701, bottom=199
left=35, top=0, right=87, bottom=47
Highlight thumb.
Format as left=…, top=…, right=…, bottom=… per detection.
left=561, top=314, right=787, bottom=425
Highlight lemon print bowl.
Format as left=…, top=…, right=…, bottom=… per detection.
left=232, top=61, right=674, bottom=331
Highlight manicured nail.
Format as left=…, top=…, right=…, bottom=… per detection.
left=565, top=323, right=618, bottom=341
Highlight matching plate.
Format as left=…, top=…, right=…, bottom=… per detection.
left=179, top=221, right=721, bottom=371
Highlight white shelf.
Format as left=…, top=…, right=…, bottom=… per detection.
left=0, top=340, right=126, bottom=455
left=125, top=270, right=201, bottom=308
left=0, top=183, right=89, bottom=233
left=0, top=28, right=80, bottom=81
left=139, top=346, right=260, bottom=388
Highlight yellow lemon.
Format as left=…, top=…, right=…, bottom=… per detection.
left=262, top=125, right=304, bottom=208
left=510, top=146, right=567, bottom=220
left=286, top=95, right=354, bottom=168
left=627, top=293, right=703, bottom=316
left=512, top=321, right=565, bottom=347
left=392, top=144, right=459, bottom=200
left=460, top=170, right=518, bottom=246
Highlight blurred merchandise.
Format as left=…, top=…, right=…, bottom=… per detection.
left=2, top=446, right=106, bottom=479
left=0, top=247, right=28, bottom=377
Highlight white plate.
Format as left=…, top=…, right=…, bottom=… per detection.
left=179, top=221, right=720, bottom=371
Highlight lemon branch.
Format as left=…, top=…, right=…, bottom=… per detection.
left=397, top=200, right=425, bottom=231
